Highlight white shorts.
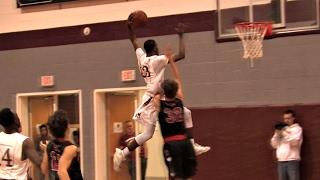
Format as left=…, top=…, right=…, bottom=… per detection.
left=132, top=94, right=158, bottom=125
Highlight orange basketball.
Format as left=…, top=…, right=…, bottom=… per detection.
left=129, top=10, right=148, bottom=28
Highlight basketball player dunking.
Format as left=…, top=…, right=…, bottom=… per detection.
left=113, top=13, right=210, bottom=171
left=0, top=108, right=42, bottom=180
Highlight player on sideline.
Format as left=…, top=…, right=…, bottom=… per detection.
left=154, top=50, right=197, bottom=180
left=41, top=110, right=83, bottom=180
left=0, top=108, right=42, bottom=180
left=113, top=14, right=210, bottom=171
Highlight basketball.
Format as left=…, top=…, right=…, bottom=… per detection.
left=128, top=10, right=148, bottom=28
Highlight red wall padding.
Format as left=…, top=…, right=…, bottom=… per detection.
left=191, top=105, right=320, bottom=180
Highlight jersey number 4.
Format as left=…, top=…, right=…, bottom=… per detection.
left=0, top=148, right=13, bottom=167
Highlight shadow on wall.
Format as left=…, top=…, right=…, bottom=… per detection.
left=190, top=104, right=320, bottom=180
left=299, top=106, right=320, bottom=180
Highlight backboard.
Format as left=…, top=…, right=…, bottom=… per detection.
left=217, top=0, right=320, bottom=41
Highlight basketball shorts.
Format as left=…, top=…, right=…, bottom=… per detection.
left=163, top=139, right=197, bottom=179
left=132, top=93, right=157, bottom=125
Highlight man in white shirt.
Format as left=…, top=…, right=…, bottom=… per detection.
left=0, top=108, right=42, bottom=180
left=270, top=109, right=303, bottom=180
left=113, top=14, right=210, bottom=172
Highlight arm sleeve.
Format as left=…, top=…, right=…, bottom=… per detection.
left=184, top=107, right=193, bottom=128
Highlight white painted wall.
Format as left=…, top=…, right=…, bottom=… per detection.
left=0, top=0, right=215, bottom=34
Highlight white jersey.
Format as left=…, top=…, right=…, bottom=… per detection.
left=0, top=132, right=29, bottom=180
left=133, top=48, right=169, bottom=124
left=136, top=48, right=168, bottom=96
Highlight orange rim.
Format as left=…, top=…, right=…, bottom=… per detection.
left=235, top=22, right=273, bottom=36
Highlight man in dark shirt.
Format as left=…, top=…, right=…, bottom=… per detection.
left=118, top=120, right=148, bottom=180
left=153, top=50, right=197, bottom=180
left=41, top=110, right=83, bottom=180
left=34, top=124, right=51, bottom=180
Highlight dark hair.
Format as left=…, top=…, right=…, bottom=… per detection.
left=284, top=109, right=296, bottom=117
left=144, top=39, right=156, bottom=54
left=0, top=108, right=15, bottom=128
left=39, top=124, right=47, bottom=130
left=161, top=79, right=178, bottom=99
left=47, top=110, right=69, bottom=138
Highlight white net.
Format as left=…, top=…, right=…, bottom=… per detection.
left=235, top=22, right=271, bottom=67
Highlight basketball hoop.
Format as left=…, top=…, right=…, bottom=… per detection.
left=235, top=22, right=272, bottom=67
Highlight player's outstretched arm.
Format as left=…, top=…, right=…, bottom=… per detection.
left=58, top=145, right=78, bottom=180
left=127, top=14, right=139, bottom=51
left=172, top=23, right=187, bottom=62
left=22, top=138, right=42, bottom=166
left=167, top=49, right=184, bottom=100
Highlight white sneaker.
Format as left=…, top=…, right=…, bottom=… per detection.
left=113, top=148, right=125, bottom=172
left=193, top=143, right=211, bottom=156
